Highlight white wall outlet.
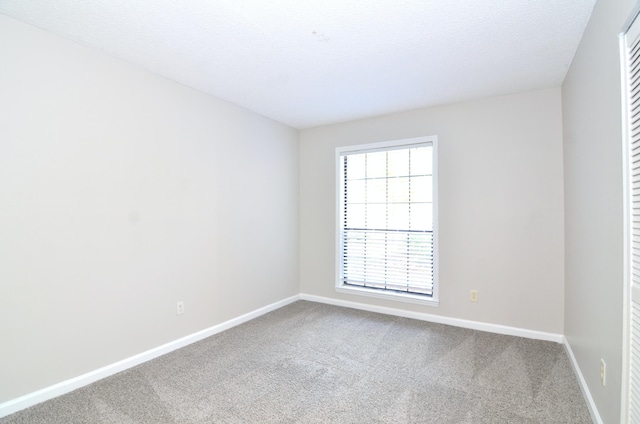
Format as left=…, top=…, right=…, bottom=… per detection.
left=176, top=301, right=185, bottom=316
left=600, top=358, right=606, bottom=386
left=470, top=290, right=479, bottom=302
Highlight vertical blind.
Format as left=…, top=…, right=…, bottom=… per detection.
left=339, top=144, right=434, bottom=296
left=625, top=12, right=640, bottom=423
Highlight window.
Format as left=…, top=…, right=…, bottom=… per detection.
left=336, top=136, right=438, bottom=305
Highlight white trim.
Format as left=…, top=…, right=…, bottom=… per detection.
left=336, top=135, right=436, bottom=155
left=432, top=135, right=440, bottom=302
left=0, top=295, right=300, bottom=419
left=563, top=336, right=603, bottom=424
left=335, top=135, right=440, bottom=304
left=336, top=285, right=439, bottom=306
left=620, top=27, right=632, bottom=424
left=299, top=293, right=563, bottom=343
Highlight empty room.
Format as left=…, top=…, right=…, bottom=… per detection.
left=0, top=0, right=637, bottom=423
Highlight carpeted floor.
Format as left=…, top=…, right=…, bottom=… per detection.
left=1, top=301, right=592, bottom=423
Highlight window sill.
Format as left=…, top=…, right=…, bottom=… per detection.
left=335, top=284, right=439, bottom=307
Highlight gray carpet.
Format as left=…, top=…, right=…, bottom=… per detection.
left=1, top=301, right=592, bottom=423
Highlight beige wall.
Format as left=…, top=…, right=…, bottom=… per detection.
left=4, top=2, right=632, bottom=420
left=562, top=1, right=636, bottom=423
left=300, top=88, right=565, bottom=334
left=0, top=15, right=299, bottom=402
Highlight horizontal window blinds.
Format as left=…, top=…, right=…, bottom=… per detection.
left=339, top=145, right=434, bottom=296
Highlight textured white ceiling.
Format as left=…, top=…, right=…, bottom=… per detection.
left=0, top=0, right=595, bottom=129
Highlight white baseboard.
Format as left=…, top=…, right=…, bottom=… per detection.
left=562, top=336, right=602, bottom=424
left=0, top=293, right=576, bottom=419
left=0, top=294, right=300, bottom=419
left=299, top=293, right=564, bottom=343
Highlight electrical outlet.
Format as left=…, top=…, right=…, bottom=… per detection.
left=600, top=358, right=606, bottom=386
left=176, top=301, right=185, bottom=316
left=470, top=290, right=479, bottom=302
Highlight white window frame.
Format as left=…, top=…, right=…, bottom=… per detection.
left=335, top=136, right=439, bottom=306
